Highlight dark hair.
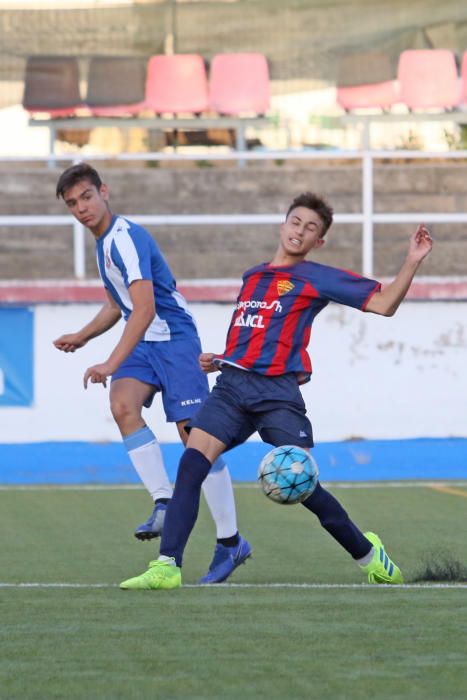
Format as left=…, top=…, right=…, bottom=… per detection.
left=56, top=162, right=103, bottom=199
left=285, top=192, right=334, bottom=237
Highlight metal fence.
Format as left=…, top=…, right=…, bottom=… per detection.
left=1, top=148, right=467, bottom=279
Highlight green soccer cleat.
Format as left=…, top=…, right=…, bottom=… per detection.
left=360, top=532, right=404, bottom=584
left=120, top=559, right=182, bottom=590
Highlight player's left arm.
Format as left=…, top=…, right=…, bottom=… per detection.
left=199, top=352, right=220, bottom=373
left=365, top=224, right=433, bottom=317
left=83, top=279, right=155, bottom=388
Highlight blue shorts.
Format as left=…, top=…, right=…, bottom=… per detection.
left=188, top=365, right=314, bottom=450
left=111, top=336, right=209, bottom=423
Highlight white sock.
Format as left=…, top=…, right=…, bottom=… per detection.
left=202, top=459, right=238, bottom=539
left=356, top=547, right=375, bottom=567
left=123, top=426, right=173, bottom=501
left=158, top=555, right=176, bottom=565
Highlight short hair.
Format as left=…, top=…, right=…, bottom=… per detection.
left=285, top=192, right=334, bottom=237
left=56, top=162, right=103, bottom=199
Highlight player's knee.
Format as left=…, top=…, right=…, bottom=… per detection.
left=110, top=395, right=139, bottom=427
left=177, top=447, right=212, bottom=486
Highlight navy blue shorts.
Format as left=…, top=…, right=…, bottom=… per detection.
left=111, top=336, right=209, bottom=423
left=188, top=365, right=314, bottom=450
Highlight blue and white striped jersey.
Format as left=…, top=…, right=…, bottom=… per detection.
left=95, top=215, right=198, bottom=342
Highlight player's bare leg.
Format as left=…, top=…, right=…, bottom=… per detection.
left=111, top=378, right=173, bottom=539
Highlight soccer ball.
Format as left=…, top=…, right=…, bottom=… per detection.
left=258, top=445, right=319, bottom=505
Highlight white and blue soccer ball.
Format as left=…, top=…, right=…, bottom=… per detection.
left=258, top=445, right=319, bottom=505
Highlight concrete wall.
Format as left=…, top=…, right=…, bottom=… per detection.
left=1, top=299, right=466, bottom=444
left=1, top=162, right=467, bottom=279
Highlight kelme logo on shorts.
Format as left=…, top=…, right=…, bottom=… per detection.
left=181, top=398, right=202, bottom=407
left=277, top=280, right=294, bottom=296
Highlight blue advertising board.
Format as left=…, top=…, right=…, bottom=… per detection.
left=0, top=438, right=466, bottom=484
left=0, top=307, right=34, bottom=406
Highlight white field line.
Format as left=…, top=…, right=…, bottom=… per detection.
left=0, top=582, right=466, bottom=590
left=0, top=481, right=466, bottom=491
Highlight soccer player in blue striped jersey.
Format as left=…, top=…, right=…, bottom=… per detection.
left=54, top=163, right=251, bottom=583
left=120, top=191, right=432, bottom=590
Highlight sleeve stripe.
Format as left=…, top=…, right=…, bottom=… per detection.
left=113, top=229, right=144, bottom=285
left=362, top=282, right=382, bottom=310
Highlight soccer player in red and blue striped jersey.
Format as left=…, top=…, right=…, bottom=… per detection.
left=120, top=192, right=433, bottom=590
left=216, top=256, right=379, bottom=382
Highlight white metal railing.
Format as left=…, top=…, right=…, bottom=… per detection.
left=1, top=148, right=467, bottom=279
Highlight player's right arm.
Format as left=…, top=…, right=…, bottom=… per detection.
left=53, top=290, right=121, bottom=353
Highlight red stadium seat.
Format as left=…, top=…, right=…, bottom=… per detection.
left=86, top=57, right=147, bottom=116
left=208, top=53, right=270, bottom=115
left=397, top=49, right=461, bottom=110
left=23, top=56, right=83, bottom=117
left=336, top=52, right=398, bottom=112
left=337, top=82, right=399, bottom=111
left=461, top=51, right=467, bottom=104
left=144, top=54, right=209, bottom=114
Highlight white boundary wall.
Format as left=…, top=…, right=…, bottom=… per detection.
left=1, top=300, right=466, bottom=443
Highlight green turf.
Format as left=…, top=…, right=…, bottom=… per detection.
left=1, top=484, right=466, bottom=699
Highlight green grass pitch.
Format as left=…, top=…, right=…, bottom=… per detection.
left=1, top=483, right=466, bottom=699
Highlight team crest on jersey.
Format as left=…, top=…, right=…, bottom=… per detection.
left=105, top=251, right=112, bottom=269
left=277, top=280, right=294, bottom=296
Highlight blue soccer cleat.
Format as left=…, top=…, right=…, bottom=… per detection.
left=134, top=502, right=167, bottom=541
left=198, top=535, right=252, bottom=584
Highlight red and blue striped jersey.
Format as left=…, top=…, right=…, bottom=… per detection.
left=214, top=260, right=381, bottom=383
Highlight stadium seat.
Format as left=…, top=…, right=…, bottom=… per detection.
left=337, top=82, right=399, bottom=112
left=336, top=52, right=399, bottom=112
left=208, top=53, right=270, bottom=115
left=86, top=57, right=147, bottom=116
left=461, top=51, right=467, bottom=105
left=144, top=54, right=209, bottom=115
left=23, top=56, right=83, bottom=117
left=397, top=49, right=462, bottom=110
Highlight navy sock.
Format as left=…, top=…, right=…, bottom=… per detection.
left=301, top=482, right=372, bottom=559
left=159, top=447, right=212, bottom=567
left=217, top=532, right=239, bottom=548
